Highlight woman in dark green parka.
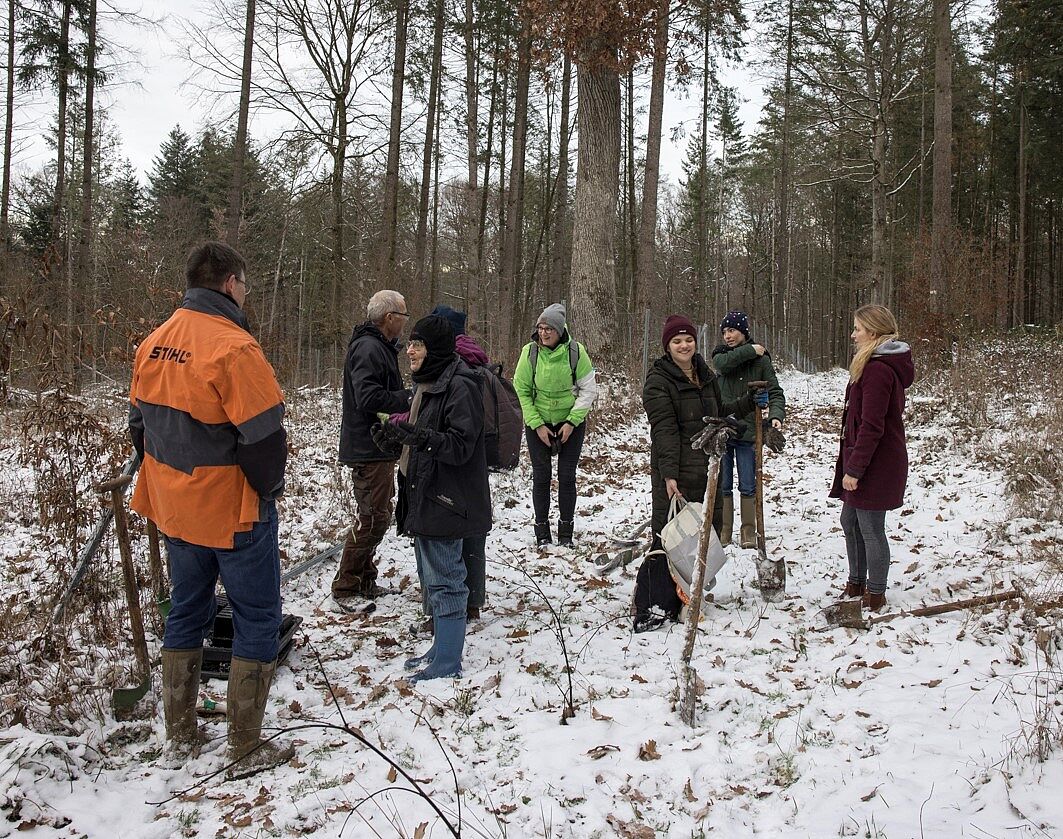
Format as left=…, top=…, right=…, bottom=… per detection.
left=711, top=310, right=786, bottom=548
left=633, top=314, right=757, bottom=631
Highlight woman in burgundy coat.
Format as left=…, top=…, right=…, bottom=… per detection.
left=829, top=305, right=915, bottom=611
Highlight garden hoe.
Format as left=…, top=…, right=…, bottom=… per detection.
left=748, top=381, right=786, bottom=601
left=98, top=474, right=152, bottom=712
left=679, top=416, right=741, bottom=726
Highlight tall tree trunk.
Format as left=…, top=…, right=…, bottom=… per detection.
left=773, top=0, right=793, bottom=334
left=331, top=100, right=348, bottom=318
left=570, top=58, right=620, bottom=357
left=501, top=24, right=530, bottom=357
left=226, top=0, right=256, bottom=246
left=380, top=0, right=409, bottom=284
left=860, top=0, right=888, bottom=303
left=1015, top=76, right=1027, bottom=327
left=463, top=0, right=479, bottom=317
left=415, top=0, right=444, bottom=286
left=636, top=0, right=668, bottom=326
left=549, top=56, right=572, bottom=304
left=930, top=0, right=952, bottom=299
left=624, top=67, right=637, bottom=335
left=1, top=0, right=14, bottom=252
left=53, top=0, right=72, bottom=248
left=698, top=26, right=709, bottom=323
left=77, top=0, right=96, bottom=282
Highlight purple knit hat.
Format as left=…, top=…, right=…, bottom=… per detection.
left=662, top=314, right=697, bottom=351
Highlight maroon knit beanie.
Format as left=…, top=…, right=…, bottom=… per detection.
left=662, top=314, right=697, bottom=351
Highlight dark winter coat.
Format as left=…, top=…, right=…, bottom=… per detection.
left=339, top=322, right=411, bottom=464
left=829, top=342, right=915, bottom=511
left=711, top=341, right=786, bottom=443
left=643, top=353, right=755, bottom=539
left=396, top=357, right=492, bottom=539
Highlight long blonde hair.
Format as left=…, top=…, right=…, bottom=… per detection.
left=849, top=304, right=899, bottom=382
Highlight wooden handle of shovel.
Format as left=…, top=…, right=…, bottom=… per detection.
left=102, top=480, right=151, bottom=679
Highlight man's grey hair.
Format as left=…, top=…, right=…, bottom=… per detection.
left=367, top=290, right=405, bottom=324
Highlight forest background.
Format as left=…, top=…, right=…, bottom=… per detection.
left=0, top=0, right=1059, bottom=389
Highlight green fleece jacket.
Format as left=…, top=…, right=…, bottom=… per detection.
left=513, top=335, right=597, bottom=428
left=711, top=340, right=786, bottom=443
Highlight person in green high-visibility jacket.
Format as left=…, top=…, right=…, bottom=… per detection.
left=512, top=303, right=598, bottom=547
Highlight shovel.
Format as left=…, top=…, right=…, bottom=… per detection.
left=748, top=381, right=785, bottom=600
left=823, top=587, right=1026, bottom=630
left=98, top=474, right=152, bottom=712
left=679, top=416, right=741, bottom=726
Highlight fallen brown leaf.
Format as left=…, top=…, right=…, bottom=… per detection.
left=638, top=740, right=662, bottom=761
left=586, top=744, right=620, bottom=760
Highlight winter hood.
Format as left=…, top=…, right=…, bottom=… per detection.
left=455, top=334, right=490, bottom=367
left=870, top=340, right=915, bottom=388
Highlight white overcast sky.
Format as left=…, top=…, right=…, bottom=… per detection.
left=15, top=1, right=768, bottom=190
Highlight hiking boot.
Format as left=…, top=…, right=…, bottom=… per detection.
left=411, top=616, right=465, bottom=682
left=862, top=591, right=886, bottom=612
left=842, top=581, right=865, bottom=598
left=328, top=594, right=377, bottom=616
left=161, top=648, right=205, bottom=758
left=466, top=607, right=480, bottom=620
left=633, top=611, right=667, bottom=634
left=720, top=496, right=734, bottom=546
left=226, top=656, right=294, bottom=774
left=534, top=522, right=552, bottom=546
left=557, top=520, right=574, bottom=547
left=739, top=495, right=757, bottom=549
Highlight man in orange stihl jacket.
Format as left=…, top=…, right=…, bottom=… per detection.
left=129, top=241, right=292, bottom=770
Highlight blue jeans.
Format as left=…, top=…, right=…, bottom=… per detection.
left=163, top=501, right=282, bottom=663
left=720, top=440, right=756, bottom=496
left=415, top=537, right=468, bottom=621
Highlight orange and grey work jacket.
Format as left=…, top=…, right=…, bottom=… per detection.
left=129, top=287, right=287, bottom=549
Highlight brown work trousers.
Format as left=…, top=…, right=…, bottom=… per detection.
left=332, top=460, right=396, bottom=597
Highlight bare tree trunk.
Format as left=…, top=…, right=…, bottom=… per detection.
left=76, top=0, right=96, bottom=283
left=930, top=0, right=952, bottom=299
left=1015, top=76, right=1027, bottom=327
left=635, top=0, right=668, bottom=326
left=54, top=0, right=71, bottom=249
left=331, top=104, right=348, bottom=318
left=1, top=0, right=14, bottom=252
left=501, top=24, right=530, bottom=357
left=698, top=27, right=708, bottom=323
left=549, top=56, right=572, bottom=304
left=773, top=0, right=793, bottom=334
left=860, top=0, right=889, bottom=302
left=463, top=0, right=479, bottom=316
left=380, top=0, right=409, bottom=284
left=415, top=0, right=444, bottom=286
left=226, top=0, right=256, bottom=246
left=624, top=67, right=637, bottom=340
left=570, top=58, right=620, bottom=357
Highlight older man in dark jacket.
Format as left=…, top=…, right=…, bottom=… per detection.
left=374, top=315, right=491, bottom=681
left=332, top=290, right=411, bottom=612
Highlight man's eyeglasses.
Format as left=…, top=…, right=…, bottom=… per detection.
left=389, top=310, right=410, bottom=318
left=232, top=275, right=251, bottom=293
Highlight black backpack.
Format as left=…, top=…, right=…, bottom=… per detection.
left=473, top=363, right=523, bottom=471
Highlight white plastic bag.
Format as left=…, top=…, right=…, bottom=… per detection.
left=660, top=496, right=727, bottom=603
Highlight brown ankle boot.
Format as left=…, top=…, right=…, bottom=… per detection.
left=842, top=581, right=865, bottom=598
left=861, top=591, right=886, bottom=612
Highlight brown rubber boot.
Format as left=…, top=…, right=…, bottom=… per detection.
left=226, top=656, right=294, bottom=774
left=161, top=648, right=205, bottom=758
left=739, top=495, right=757, bottom=549
left=862, top=592, right=886, bottom=612
left=720, top=496, right=734, bottom=547
left=842, top=581, right=865, bottom=598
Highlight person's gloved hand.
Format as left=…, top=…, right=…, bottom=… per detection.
left=389, top=419, right=442, bottom=452
left=753, top=389, right=769, bottom=408
left=371, top=422, right=402, bottom=455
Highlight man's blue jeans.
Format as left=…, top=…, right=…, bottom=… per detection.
left=163, top=501, right=282, bottom=663
left=720, top=440, right=756, bottom=497
left=415, top=537, right=469, bottom=621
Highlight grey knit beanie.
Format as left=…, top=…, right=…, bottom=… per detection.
left=537, top=303, right=566, bottom=335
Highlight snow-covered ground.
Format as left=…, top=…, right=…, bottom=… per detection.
left=2, top=368, right=1061, bottom=838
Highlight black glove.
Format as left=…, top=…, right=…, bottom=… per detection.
left=389, top=419, right=441, bottom=452
left=371, top=422, right=402, bottom=456
left=764, top=422, right=786, bottom=453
